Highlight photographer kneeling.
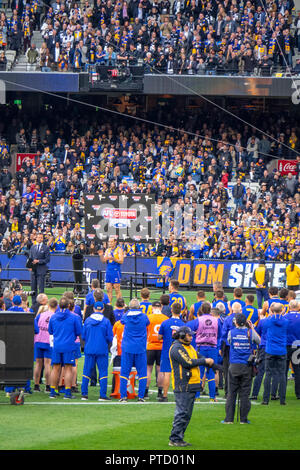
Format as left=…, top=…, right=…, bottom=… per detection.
left=168, top=326, right=221, bottom=447
left=222, top=314, right=261, bottom=424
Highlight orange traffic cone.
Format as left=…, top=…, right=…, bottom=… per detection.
left=110, top=367, right=138, bottom=399
left=127, top=368, right=137, bottom=399
left=110, top=367, right=121, bottom=399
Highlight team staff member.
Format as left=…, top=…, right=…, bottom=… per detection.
left=81, top=301, right=113, bottom=401
left=158, top=302, right=185, bottom=402
left=33, top=297, right=58, bottom=392
left=187, top=302, right=222, bottom=402
left=84, top=288, right=115, bottom=386
left=222, top=314, right=260, bottom=424
left=262, top=303, right=289, bottom=406
left=168, top=326, right=215, bottom=447
left=252, top=259, right=270, bottom=309
left=83, top=279, right=110, bottom=320
left=48, top=297, right=82, bottom=399
left=250, top=312, right=269, bottom=400
left=145, top=301, right=168, bottom=400
left=100, top=237, right=124, bottom=303
left=119, top=298, right=150, bottom=402
left=286, top=259, right=300, bottom=291
left=283, top=300, right=300, bottom=399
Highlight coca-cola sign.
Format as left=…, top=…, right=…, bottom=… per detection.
left=277, top=159, right=297, bottom=175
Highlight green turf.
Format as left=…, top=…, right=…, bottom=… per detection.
left=24, top=286, right=240, bottom=310
left=0, top=365, right=298, bottom=450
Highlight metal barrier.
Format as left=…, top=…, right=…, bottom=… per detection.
left=1, top=266, right=167, bottom=302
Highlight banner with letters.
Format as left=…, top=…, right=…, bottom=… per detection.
left=0, top=255, right=288, bottom=289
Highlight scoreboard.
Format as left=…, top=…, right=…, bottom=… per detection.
left=84, top=193, right=156, bottom=243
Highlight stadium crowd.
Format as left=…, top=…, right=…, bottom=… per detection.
left=0, top=0, right=299, bottom=74
left=0, top=101, right=299, bottom=261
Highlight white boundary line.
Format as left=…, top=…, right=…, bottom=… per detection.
left=0, top=400, right=260, bottom=406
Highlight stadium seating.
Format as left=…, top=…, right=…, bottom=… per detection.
left=0, top=0, right=299, bottom=75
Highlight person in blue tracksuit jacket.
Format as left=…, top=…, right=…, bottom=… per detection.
left=158, top=303, right=185, bottom=402
left=119, top=298, right=150, bottom=402
left=284, top=300, right=300, bottom=399
left=81, top=301, right=113, bottom=400
left=222, top=313, right=260, bottom=424
left=262, top=302, right=289, bottom=405
left=48, top=297, right=82, bottom=399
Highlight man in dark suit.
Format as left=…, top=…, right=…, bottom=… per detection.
left=28, top=232, right=50, bottom=305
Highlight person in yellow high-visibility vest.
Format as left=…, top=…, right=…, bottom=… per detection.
left=286, top=259, right=300, bottom=291
left=252, top=260, right=270, bottom=309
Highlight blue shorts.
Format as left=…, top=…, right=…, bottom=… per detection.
left=105, top=270, right=121, bottom=285
left=198, top=346, right=218, bottom=364
left=51, top=350, right=76, bottom=366
left=160, top=354, right=171, bottom=373
left=34, top=344, right=52, bottom=360
left=74, top=343, right=81, bottom=359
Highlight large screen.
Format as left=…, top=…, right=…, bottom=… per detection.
left=84, top=193, right=156, bottom=243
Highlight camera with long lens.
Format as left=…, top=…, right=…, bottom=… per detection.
left=9, top=278, right=23, bottom=293
left=26, top=290, right=36, bottom=297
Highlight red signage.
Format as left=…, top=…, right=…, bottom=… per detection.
left=16, top=153, right=37, bottom=172
left=278, top=159, right=297, bottom=175
left=102, top=208, right=137, bottom=219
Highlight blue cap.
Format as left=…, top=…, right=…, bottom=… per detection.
left=94, top=301, right=104, bottom=311
left=13, top=295, right=22, bottom=305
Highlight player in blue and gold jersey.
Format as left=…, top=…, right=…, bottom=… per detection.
left=168, top=279, right=188, bottom=321
left=140, top=288, right=152, bottom=316
left=100, top=237, right=124, bottom=303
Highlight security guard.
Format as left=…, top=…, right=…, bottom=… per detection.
left=286, top=259, right=300, bottom=291
left=252, top=259, right=270, bottom=309
left=168, top=326, right=216, bottom=447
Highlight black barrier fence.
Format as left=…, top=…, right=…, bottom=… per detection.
left=98, top=271, right=167, bottom=299
left=0, top=266, right=166, bottom=302
left=0, top=255, right=290, bottom=293
left=0, top=312, right=34, bottom=387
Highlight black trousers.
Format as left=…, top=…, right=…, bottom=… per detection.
left=252, top=348, right=266, bottom=397
left=225, top=363, right=252, bottom=423
left=286, top=346, right=300, bottom=398
left=222, top=346, right=230, bottom=397
left=31, top=271, right=46, bottom=303
left=252, top=348, right=279, bottom=397
left=169, top=391, right=197, bottom=443
left=263, top=353, right=286, bottom=404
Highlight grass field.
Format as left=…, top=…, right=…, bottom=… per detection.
left=0, top=287, right=298, bottom=451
